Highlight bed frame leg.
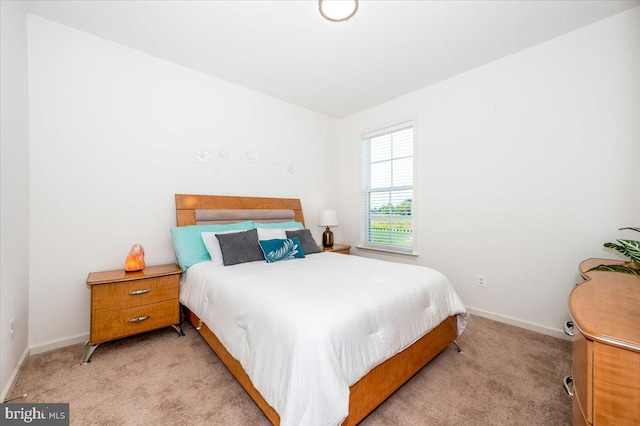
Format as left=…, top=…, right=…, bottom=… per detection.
left=452, top=339, right=463, bottom=353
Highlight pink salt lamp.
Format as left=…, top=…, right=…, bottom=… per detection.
left=124, top=244, right=145, bottom=272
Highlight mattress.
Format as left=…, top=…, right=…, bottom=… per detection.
left=180, top=252, right=468, bottom=426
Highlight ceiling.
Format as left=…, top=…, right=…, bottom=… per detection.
left=27, top=1, right=640, bottom=119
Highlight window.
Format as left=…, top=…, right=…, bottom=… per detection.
left=362, top=122, right=414, bottom=253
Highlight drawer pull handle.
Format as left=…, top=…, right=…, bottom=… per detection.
left=563, top=321, right=574, bottom=337
left=563, top=375, right=574, bottom=397
left=129, top=289, right=150, bottom=295
left=128, top=315, right=150, bottom=323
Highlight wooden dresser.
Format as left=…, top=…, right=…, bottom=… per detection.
left=83, top=263, right=183, bottom=364
left=566, top=258, right=640, bottom=425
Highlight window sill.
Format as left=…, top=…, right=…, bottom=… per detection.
left=356, top=245, right=419, bottom=257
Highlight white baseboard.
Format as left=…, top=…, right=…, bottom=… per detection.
left=1, top=346, right=30, bottom=402
left=29, top=332, right=89, bottom=355
left=466, top=306, right=571, bottom=341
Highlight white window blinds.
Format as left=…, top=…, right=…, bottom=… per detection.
left=362, top=122, right=414, bottom=253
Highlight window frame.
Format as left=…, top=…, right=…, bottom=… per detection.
left=360, top=120, right=417, bottom=255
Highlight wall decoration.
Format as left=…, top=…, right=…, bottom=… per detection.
left=245, top=149, right=260, bottom=164
left=196, top=144, right=295, bottom=173
left=195, top=148, right=211, bottom=163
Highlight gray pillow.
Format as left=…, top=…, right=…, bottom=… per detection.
left=286, top=229, right=323, bottom=255
left=216, top=229, right=265, bottom=266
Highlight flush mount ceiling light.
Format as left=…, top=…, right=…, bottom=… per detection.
left=319, top=0, right=359, bottom=22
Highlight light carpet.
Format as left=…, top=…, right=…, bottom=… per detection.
left=7, top=315, right=571, bottom=425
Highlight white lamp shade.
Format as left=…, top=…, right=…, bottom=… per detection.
left=318, top=210, right=338, bottom=227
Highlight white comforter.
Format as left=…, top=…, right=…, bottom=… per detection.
left=180, top=252, right=467, bottom=426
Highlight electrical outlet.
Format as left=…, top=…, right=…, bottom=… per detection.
left=10, top=317, right=15, bottom=338
left=477, top=274, right=487, bottom=288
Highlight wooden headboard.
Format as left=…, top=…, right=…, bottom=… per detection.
left=175, top=194, right=305, bottom=227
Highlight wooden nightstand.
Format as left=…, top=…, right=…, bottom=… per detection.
left=322, top=244, right=351, bottom=255
left=83, top=263, right=183, bottom=364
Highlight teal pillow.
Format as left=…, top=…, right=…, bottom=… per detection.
left=258, top=238, right=306, bottom=263
left=254, top=221, right=304, bottom=230
left=171, top=221, right=254, bottom=270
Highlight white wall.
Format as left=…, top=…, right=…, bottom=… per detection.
left=1, top=1, right=31, bottom=399
left=17, top=6, right=640, bottom=353
left=335, top=7, right=640, bottom=337
left=27, top=15, right=337, bottom=350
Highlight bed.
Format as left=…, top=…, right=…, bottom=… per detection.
left=173, top=194, right=468, bottom=426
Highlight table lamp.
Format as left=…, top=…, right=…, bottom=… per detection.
left=318, top=210, right=338, bottom=248
left=124, top=244, right=145, bottom=272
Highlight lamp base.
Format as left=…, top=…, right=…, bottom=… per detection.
left=322, top=227, right=334, bottom=248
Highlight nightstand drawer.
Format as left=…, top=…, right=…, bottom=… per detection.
left=90, top=299, right=179, bottom=343
left=91, top=275, right=179, bottom=312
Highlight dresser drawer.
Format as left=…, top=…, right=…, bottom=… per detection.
left=90, top=299, right=179, bottom=343
left=593, top=342, right=640, bottom=424
left=91, top=275, right=179, bottom=312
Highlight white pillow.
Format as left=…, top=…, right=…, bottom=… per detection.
left=256, top=228, right=287, bottom=241
left=201, top=230, right=245, bottom=265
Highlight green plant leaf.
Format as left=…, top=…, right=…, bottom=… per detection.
left=603, top=241, right=640, bottom=264
left=619, top=227, right=640, bottom=233
left=604, top=242, right=627, bottom=256
left=588, top=264, right=640, bottom=276
left=617, top=239, right=640, bottom=264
